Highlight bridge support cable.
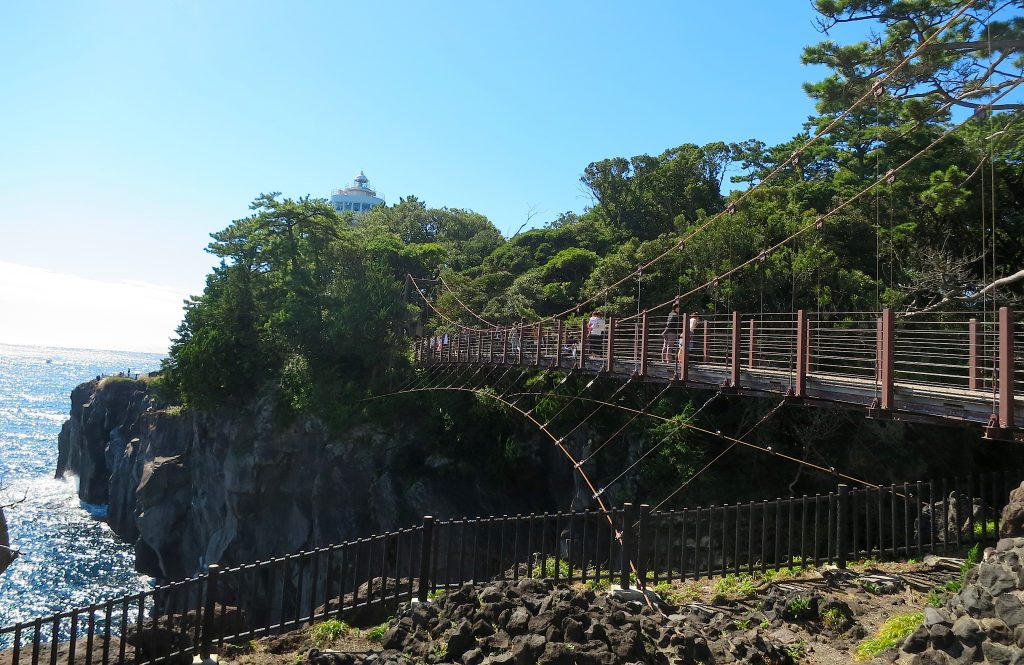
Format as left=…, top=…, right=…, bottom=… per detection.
left=508, top=391, right=882, bottom=492
left=574, top=383, right=677, bottom=467
left=644, top=399, right=791, bottom=516
left=552, top=376, right=637, bottom=445
left=405, top=4, right=991, bottom=341
left=509, top=0, right=982, bottom=329
left=435, top=272, right=499, bottom=328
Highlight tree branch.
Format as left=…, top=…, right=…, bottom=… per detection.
left=900, top=268, right=1024, bottom=317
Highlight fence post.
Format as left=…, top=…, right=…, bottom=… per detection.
left=730, top=311, right=740, bottom=387
left=517, top=319, right=525, bottom=365
left=556, top=320, right=565, bottom=368
left=795, top=310, right=807, bottom=397
left=836, top=485, right=849, bottom=570
left=880, top=308, right=895, bottom=410
left=534, top=323, right=542, bottom=367
left=702, top=320, right=709, bottom=362
left=200, top=564, right=221, bottom=660
left=639, top=311, right=649, bottom=377
left=999, top=307, right=1015, bottom=430
left=579, top=321, right=588, bottom=369
left=636, top=504, right=651, bottom=586
left=620, top=503, right=635, bottom=590
left=748, top=319, right=756, bottom=369
left=806, top=317, right=815, bottom=374
left=417, top=516, right=434, bottom=602
left=969, top=318, right=979, bottom=390
left=606, top=317, right=616, bottom=373
left=680, top=313, right=690, bottom=382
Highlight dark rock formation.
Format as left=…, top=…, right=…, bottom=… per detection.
left=0, top=506, right=15, bottom=575
left=1000, top=482, right=1024, bottom=538
left=317, top=579, right=795, bottom=665
left=899, top=525, right=1024, bottom=661
left=55, top=378, right=580, bottom=585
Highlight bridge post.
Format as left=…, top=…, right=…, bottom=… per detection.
left=620, top=503, right=636, bottom=590
left=836, top=485, right=849, bottom=570
left=795, top=310, right=807, bottom=397
left=606, top=317, right=616, bottom=373
left=702, top=320, right=709, bottom=363
left=636, top=504, right=651, bottom=586
left=200, top=563, right=221, bottom=660
left=806, top=318, right=815, bottom=374
left=730, top=311, right=740, bottom=387
left=556, top=320, right=565, bottom=368
left=969, top=318, right=979, bottom=390
left=474, top=330, right=481, bottom=363
left=417, top=516, right=434, bottom=602
left=999, top=307, right=1015, bottom=429
left=680, top=313, right=690, bottom=382
left=880, top=308, right=895, bottom=410
left=639, top=311, right=649, bottom=377
left=579, top=320, right=588, bottom=369
left=535, top=323, right=542, bottom=367
left=748, top=319, right=756, bottom=369
left=517, top=319, right=525, bottom=366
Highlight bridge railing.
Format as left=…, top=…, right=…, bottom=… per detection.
left=417, top=307, right=1020, bottom=432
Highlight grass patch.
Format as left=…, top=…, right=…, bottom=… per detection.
left=854, top=612, right=924, bottom=662
left=310, top=619, right=349, bottom=647
left=365, top=620, right=390, bottom=643
left=712, top=573, right=759, bottom=601
left=973, top=519, right=997, bottom=539
left=532, top=556, right=572, bottom=579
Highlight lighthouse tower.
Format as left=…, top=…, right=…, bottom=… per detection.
left=330, top=171, right=385, bottom=213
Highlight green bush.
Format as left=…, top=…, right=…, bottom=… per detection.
left=854, top=612, right=924, bottom=661
left=531, top=556, right=572, bottom=579
left=310, top=619, right=348, bottom=647
left=365, top=620, right=391, bottom=643
left=713, top=574, right=759, bottom=600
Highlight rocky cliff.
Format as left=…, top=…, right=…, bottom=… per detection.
left=56, top=377, right=581, bottom=583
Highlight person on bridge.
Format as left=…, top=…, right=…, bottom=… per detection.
left=587, top=311, right=606, bottom=358
left=661, top=300, right=682, bottom=362
left=688, top=313, right=702, bottom=357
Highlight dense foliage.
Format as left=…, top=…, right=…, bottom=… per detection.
left=161, top=2, right=1024, bottom=505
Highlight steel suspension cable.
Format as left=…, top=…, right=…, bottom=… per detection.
left=405, top=1, right=981, bottom=334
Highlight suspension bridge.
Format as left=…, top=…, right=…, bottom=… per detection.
left=413, top=307, right=1022, bottom=440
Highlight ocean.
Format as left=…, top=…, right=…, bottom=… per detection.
left=0, top=343, right=163, bottom=638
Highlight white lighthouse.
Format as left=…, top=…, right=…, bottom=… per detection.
left=330, top=171, right=385, bottom=213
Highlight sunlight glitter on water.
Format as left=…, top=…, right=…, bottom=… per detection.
left=0, top=344, right=163, bottom=639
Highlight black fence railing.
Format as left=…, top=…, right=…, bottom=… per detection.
left=1, top=469, right=1018, bottom=664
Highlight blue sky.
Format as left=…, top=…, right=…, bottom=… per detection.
left=0, top=2, right=858, bottom=352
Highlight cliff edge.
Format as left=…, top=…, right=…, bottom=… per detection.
left=56, top=377, right=573, bottom=582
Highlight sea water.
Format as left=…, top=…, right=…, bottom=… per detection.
left=0, top=343, right=162, bottom=639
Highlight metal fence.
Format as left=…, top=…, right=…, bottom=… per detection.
left=2, top=468, right=1018, bottom=664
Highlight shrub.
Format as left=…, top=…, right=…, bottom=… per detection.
left=713, top=573, right=758, bottom=600
left=366, top=620, right=390, bottom=643
left=854, top=612, right=924, bottom=661
left=310, top=619, right=348, bottom=647
left=532, top=556, right=571, bottom=579
left=427, top=589, right=446, bottom=601
left=821, top=607, right=847, bottom=631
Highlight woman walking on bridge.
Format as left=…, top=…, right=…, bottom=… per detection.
left=661, top=300, right=681, bottom=362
